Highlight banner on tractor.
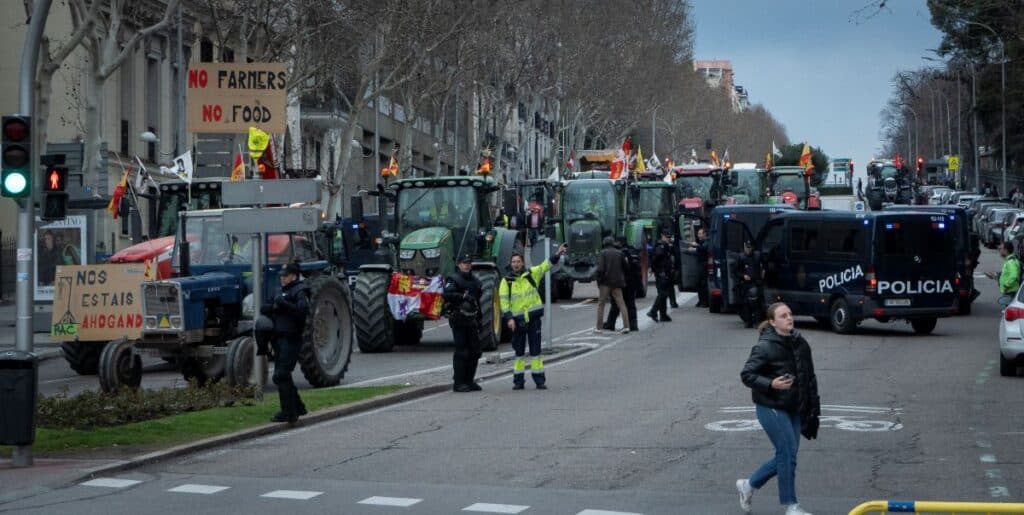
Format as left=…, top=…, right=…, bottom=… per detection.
left=50, top=264, right=146, bottom=341
left=387, top=273, right=445, bottom=321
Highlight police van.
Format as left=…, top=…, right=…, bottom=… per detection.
left=882, top=205, right=976, bottom=315
left=748, top=210, right=960, bottom=334
left=690, top=205, right=793, bottom=313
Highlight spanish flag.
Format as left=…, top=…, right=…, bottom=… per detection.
left=230, top=152, right=245, bottom=182
left=107, top=170, right=128, bottom=219
left=765, top=151, right=773, bottom=171
left=381, top=154, right=399, bottom=177
left=798, top=143, right=812, bottom=171
left=476, top=157, right=491, bottom=175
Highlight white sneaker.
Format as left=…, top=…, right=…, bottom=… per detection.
left=736, top=479, right=752, bottom=513
left=784, top=503, right=812, bottom=515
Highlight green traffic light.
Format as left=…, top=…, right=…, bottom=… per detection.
left=3, top=170, right=27, bottom=195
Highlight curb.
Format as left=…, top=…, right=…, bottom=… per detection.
left=0, top=347, right=63, bottom=362
left=75, top=342, right=595, bottom=482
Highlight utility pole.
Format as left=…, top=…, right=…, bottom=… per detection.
left=972, top=62, right=980, bottom=193
left=176, top=2, right=185, bottom=156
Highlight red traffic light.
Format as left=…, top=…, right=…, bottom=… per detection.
left=2, top=117, right=28, bottom=141
left=43, top=166, right=67, bottom=192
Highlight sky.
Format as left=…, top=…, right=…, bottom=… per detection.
left=690, top=0, right=944, bottom=184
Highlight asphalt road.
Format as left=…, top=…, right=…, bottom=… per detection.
left=4, top=249, right=1022, bottom=515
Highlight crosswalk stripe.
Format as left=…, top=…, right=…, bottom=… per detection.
left=260, top=490, right=323, bottom=500
left=576, top=510, right=643, bottom=515
left=80, top=478, right=142, bottom=488
left=463, top=502, right=530, bottom=513
left=168, top=484, right=230, bottom=495
left=358, top=496, right=423, bottom=507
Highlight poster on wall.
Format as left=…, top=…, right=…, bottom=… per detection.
left=35, top=215, right=87, bottom=302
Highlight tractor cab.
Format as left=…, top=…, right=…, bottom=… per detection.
left=674, top=164, right=728, bottom=219
left=768, top=166, right=821, bottom=210
left=727, top=167, right=767, bottom=205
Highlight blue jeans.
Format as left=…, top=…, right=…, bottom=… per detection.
left=749, top=403, right=801, bottom=505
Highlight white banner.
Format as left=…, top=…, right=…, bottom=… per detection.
left=35, top=215, right=88, bottom=302
left=161, top=151, right=194, bottom=183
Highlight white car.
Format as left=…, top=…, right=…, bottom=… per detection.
left=998, top=290, right=1024, bottom=376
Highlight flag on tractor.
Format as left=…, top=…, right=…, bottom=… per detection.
left=634, top=146, right=647, bottom=172
left=722, top=148, right=731, bottom=168
left=621, top=136, right=632, bottom=156
left=798, top=143, right=812, bottom=171
left=257, top=140, right=279, bottom=179
left=609, top=158, right=625, bottom=180
left=772, top=140, right=782, bottom=157
left=107, top=170, right=128, bottom=219
left=381, top=153, right=399, bottom=177
left=387, top=273, right=445, bottom=321
left=247, top=127, right=270, bottom=160
left=566, top=151, right=575, bottom=170
left=230, top=151, right=245, bottom=182
left=476, top=157, right=492, bottom=175
left=765, top=151, right=773, bottom=171
left=710, top=150, right=720, bottom=167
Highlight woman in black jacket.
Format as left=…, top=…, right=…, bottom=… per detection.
left=737, top=302, right=820, bottom=515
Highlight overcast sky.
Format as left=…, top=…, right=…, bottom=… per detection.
left=691, top=0, right=944, bottom=182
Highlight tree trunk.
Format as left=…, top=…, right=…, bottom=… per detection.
left=83, top=46, right=105, bottom=185
left=326, top=95, right=368, bottom=217
left=399, top=94, right=416, bottom=177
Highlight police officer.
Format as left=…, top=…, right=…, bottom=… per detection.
left=501, top=243, right=567, bottom=389
left=444, top=255, right=483, bottom=392
left=737, top=240, right=763, bottom=328
left=647, top=230, right=674, bottom=322
left=689, top=227, right=710, bottom=308
left=604, top=236, right=639, bottom=332
left=261, top=261, right=309, bottom=424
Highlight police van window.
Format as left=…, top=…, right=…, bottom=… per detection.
left=789, top=223, right=819, bottom=254
left=725, top=220, right=748, bottom=252
left=878, top=220, right=949, bottom=256
left=823, top=222, right=861, bottom=257
left=761, top=222, right=784, bottom=259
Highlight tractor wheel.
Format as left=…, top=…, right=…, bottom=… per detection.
left=354, top=270, right=395, bottom=353
left=636, top=232, right=650, bottom=299
left=396, top=319, right=424, bottom=346
left=225, top=336, right=268, bottom=387
left=299, top=276, right=354, bottom=387
left=475, top=268, right=501, bottom=351
left=180, top=354, right=225, bottom=386
left=98, top=338, right=141, bottom=393
left=61, top=341, right=101, bottom=375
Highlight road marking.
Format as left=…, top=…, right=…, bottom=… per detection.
left=358, top=496, right=423, bottom=507
left=168, top=484, right=230, bottom=495
left=261, top=490, right=323, bottom=500
left=562, top=299, right=596, bottom=309
left=346, top=364, right=453, bottom=387
left=576, top=510, right=643, bottom=515
left=980, top=454, right=997, bottom=463
left=463, top=502, right=530, bottom=513
left=719, top=405, right=901, bottom=414
left=422, top=321, right=450, bottom=333
left=986, top=469, right=1002, bottom=480
left=81, top=478, right=142, bottom=488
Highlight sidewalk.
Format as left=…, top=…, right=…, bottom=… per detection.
left=0, top=303, right=63, bottom=361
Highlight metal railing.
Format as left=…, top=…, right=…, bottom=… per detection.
left=849, top=500, right=1024, bottom=514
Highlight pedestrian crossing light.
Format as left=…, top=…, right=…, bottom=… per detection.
left=1, top=115, right=31, bottom=198
left=41, top=165, right=68, bottom=221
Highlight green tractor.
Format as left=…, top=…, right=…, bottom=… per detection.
left=725, top=167, right=768, bottom=205
left=352, top=176, right=522, bottom=353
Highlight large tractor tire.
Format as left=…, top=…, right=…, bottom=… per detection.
left=61, top=341, right=101, bottom=375
left=225, top=336, right=268, bottom=387
left=354, top=270, right=395, bottom=353
left=395, top=319, right=424, bottom=346
left=299, top=276, right=354, bottom=387
left=98, top=338, right=141, bottom=393
left=180, top=354, right=226, bottom=386
left=475, top=268, right=501, bottom=351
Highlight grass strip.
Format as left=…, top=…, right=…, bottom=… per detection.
left=1, top=386, right=403, bottom=456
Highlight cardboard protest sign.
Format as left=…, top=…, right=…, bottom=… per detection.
left=50, top=264, right=147, bottom=341
left=187, top=62, right=287, bottom=134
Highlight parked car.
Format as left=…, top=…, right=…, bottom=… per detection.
left=927, top=187, right=952, bottom=205
left=1003, top=213, right=1024, bottom=244
left=972, top=202, right=1010, bottom=236
left=983, top=208, right=1020, bottom=248
left=954, top=193, right=984, bottom=209
left=998, top=290, right=1024, bottom=376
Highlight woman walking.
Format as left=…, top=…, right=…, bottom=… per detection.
left=737, top=303, right=820, bottom=515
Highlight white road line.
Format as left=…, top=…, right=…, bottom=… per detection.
left=576, top=510, right=643, bottom=515
left=80, top=478, right=142, bottom=488
left=358, top=496, right=423, bottom=507
left=463, top=502, right=530, bottom=513
left=168, top=484, right=230, bottom=495
left=422, top=322, right=450, bottom=333
left=260, top=490, right=323, bottom=500
left=980, top=454, right=997, bottom=463
left=345, top=364, right=453, bottom=387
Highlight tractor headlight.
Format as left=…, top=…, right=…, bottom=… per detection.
left=242, top=293, right=254, bottom=318
left=169, top=316, right=182, bottom=329
left=145, top=316, right=157, bottom=329
left=422, top=247, right=441, bottom=259
left=399, top=249, right=416, bottom=260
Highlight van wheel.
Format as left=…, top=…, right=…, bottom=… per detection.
left=830, top=298, right=857, bottom=334
left=709, top=295, right=722, bottom=314
left=910, top=317, right=937, bottom=335
left=1000, top=353, right=1017, bottom=377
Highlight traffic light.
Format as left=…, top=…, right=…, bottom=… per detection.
left=41, top=165, right=68, bottom=221
left=916, top=157, right=924, bottom=173
left=1, top=116, right=31, bottom=198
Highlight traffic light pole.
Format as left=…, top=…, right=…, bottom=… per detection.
left=13, top=0, right=52, bottom=468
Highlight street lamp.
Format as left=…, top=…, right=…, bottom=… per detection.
left=964, top=20, right=1006, bottom=194
left=898, top=104, right=919, bottom=163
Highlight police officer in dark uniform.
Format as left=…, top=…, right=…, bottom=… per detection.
left=737, top=240, right=763, bottom=328
left=689, top=227, right=710, bottom=308
left=443, top=254, right=483, bottom=392
left=604, top=236, right=639, bottom=331
left=261, top=261, right=309, bottom=424
left=647, top=229, right=675, bottom=323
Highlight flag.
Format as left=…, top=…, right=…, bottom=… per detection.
left=476, top=157, right=491, bottom=175
left=387, top=273, right=445, bottom=321
left=381, top=153, right=399, bottom=177
left=722, top=148, right=731, bottom=168
left=133, top=156, right=149, bottom=190
left=798, top=143, right=812, bottom=171
left=621, top=136, right=632, bottom=156
left=649, top=152, right=662, bottom=169
left=107, top=170, right=128, bottom=219
left=765, top=151, right=773, bottom=171
left=710, top=150, right=720, bottom=167
left=547, top=168, right=560, bottom=182
left=248, top=127, right=270, bottom=160
left=258, top=140, right=280, bottom=179
left=609, top=159, right=625, bottom=180
left=662, top=168, right=674, bottom=184
left=230, top=152, right=245, bottom=182
left=160, top=151, right=194, bottom=183
left=566, top=151, right=575, bottom=170
left=772, top=140, right=782, bottom=157
left=634, top=146, right=646, bottom=172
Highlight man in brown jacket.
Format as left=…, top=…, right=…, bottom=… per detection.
left=596, top=236, right=631, bottom=333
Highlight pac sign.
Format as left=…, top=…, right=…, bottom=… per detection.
left=947, top=155, right=961, bottom=172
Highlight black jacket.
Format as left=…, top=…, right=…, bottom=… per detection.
left=741, top=328, right=820, bottom=417
left=651, top=241, right=674, bottom=277
left=262, top=280, right=310, bottom=336
left=622, top=246, right=643, bottom=292
left=737, top=251, right=762, bottom=282
left=443, top=271, right=483, bottom=328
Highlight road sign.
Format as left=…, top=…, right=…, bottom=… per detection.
left=222, top=206, right=320, bottom=234
left=186, top=62, right=287, bottom=134
left=948, top=155, right=961, bottom=171
left=222, top=179, right=320, bottom=206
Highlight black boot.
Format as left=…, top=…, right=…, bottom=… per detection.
left=465, top=356, right=481, bottom=391
left=533, top=372, right=547, bottom=389
left=452, top=354, right=467, bottom=391
left=659, top=313, right=672, bottom=322
left=646, top=311, right=659, bottom=323
left=513, top=373, right=525, bottom=390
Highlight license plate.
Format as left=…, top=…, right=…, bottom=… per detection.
left=885, top=298, right=911, bottom=307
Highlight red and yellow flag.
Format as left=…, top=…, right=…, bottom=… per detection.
left=710, top=150, right=720, bottom=167
left=798, top=143, right=812, bottom=171
left=381, top=154, right=399, bottom=177
left=476, top=157, right=491, bottom=175
left=107, top=170, right=128, bottom=219
left=765, top=151, right=773, bottom=171
left=609, top=159, right=625, bottom=180
left=230, top=152, right=245, bottom=182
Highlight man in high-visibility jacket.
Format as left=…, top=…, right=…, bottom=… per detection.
left=501, top=243, right=568, bottom=390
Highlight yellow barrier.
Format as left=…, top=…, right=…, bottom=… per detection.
left=849, top=500, right=1024, bottom=514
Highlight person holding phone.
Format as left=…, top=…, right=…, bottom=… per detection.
left=737, top=302, right=820, bottom=515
